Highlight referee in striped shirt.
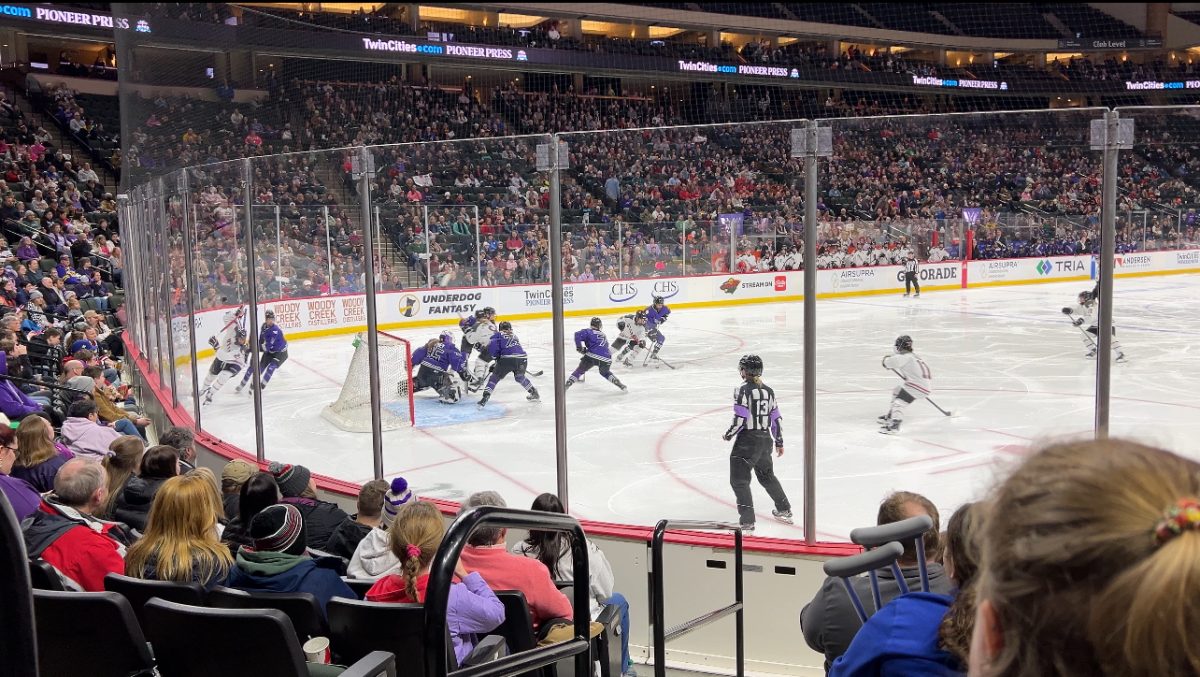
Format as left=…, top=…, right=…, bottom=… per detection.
left=903, top=255, right=920, bottom=297
left=722, top=354, right=793, bottom=531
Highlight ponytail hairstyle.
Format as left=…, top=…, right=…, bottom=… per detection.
left=974, top=439, right=1200, bottom=677
left=387, top=500, right=445, bottom=603
left=937, top=502, right=982, bottom=664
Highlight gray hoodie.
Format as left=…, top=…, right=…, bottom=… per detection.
left=346, top=527, right=400, bottom=580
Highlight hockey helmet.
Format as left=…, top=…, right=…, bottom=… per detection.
left=264, top=309, right=275, bottom=320
left=653, top=296, right=665, bottom=306
left=498, top=321, right=513, bottom=332
left=634, top=309, right=647, bottom=323
left=1078, top=290, right=1094, bottom=304
left=483, top=306, right=497, bottom=318
left=474, top=309, right=489, bottom=320
left=235, top=328, right=248, bottom=343
left=738, top=354, right=764, bottom=377
left=895, top=335, right=914, bottom=353
left=439, top=330, right=454, bottom=343
left=590, top=317, right=602, bottom=329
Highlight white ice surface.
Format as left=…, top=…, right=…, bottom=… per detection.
left=189, top=275, right=1200, bottom=542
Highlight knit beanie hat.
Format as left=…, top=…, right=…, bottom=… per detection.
left=382, top=477, right=412, bottom=526
left=250, top=503, right=307, bottom=556
left=269, top=461, right=311, bottom=498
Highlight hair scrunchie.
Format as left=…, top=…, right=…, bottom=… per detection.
left=1154, top=498, right=1200, bottom=546
left=405, top=544, right=422, bottom=560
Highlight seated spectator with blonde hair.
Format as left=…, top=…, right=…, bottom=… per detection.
left=366, top=500, right=504, bottom=664
left=124, top=471, right=234, bottom=589
left=970, top=439, right=1200, bottom=677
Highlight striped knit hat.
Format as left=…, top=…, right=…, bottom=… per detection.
left=250, top=504, right=306, bottom=556
left=382, top=477, right=413, bottom=526
left=268, top=461, right=311, bottom=498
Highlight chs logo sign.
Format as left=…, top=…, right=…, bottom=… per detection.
left=609, top=280, right=680, bottom=303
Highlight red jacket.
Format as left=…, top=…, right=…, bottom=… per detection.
left=459, top=545, right=571, bottom=628
left=22, top=499, right=127, bottom=591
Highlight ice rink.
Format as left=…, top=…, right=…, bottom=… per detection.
left=191, top=275, right=1200, bottom=541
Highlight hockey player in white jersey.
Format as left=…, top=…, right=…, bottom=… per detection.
left=611, top=309, right=649, bottom=366
left=878, top=335, right=932, bottom=434
left=1062, top=290, right=1126, bottom=362
left=463, top=307, right=498, bottom=392
left=200, top=308, right=250, bottom=405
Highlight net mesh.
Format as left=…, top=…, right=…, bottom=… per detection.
left=321, top=331, right=413, bottom=432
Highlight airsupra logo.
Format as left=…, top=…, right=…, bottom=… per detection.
left=1036, top=260, right=1053, bottom=275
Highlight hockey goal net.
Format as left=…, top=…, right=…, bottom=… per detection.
left=321, top=331, right=415, bottom=432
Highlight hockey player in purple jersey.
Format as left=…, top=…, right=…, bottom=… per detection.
left=411, top=332, right=472, bottom=403
left=565, top=317, right=627, bottom=392
left=236, top=309, right=289, bottom=394
left=644, top=296, right=671, bottom=362
left=478, top=321, right=539, bottom=408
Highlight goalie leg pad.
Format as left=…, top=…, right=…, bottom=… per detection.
left=437, top=374, right=463, bottom=403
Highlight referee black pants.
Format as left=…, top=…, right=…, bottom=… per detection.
left=905, top=271, right=920, bottom=294
left=730, top=432, right=791, bottom=525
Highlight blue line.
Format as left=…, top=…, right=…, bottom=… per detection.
left=827, top=297, right=1188, bottom=335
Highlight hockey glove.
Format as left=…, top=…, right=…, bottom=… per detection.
left=1073, top=318, right=1085, bottom=327
left=617, top=320, right=627, bottom=330
left=208, top=336, right=220, bottom=349
left=1061, top=307, right=1073, bottom=315
left=576, top=346, right=586, bottom=354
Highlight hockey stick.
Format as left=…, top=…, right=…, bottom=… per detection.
left=889, top=368, right=951, bottom=417
left=654, top=356, right=677, bottom=370
left=1067, top=316, right=1098, bottom=347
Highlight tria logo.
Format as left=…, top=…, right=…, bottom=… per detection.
left=720, top=278, right=741, bottom=294
left=1035, top=260, right=1053, bottom=275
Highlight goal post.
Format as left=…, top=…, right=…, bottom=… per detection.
left=320, top=330, right=415, bottom=432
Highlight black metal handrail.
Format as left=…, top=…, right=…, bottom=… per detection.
left=650, top=520, right=744, bottom=677
left=423, top=505, right=592, bottom=677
